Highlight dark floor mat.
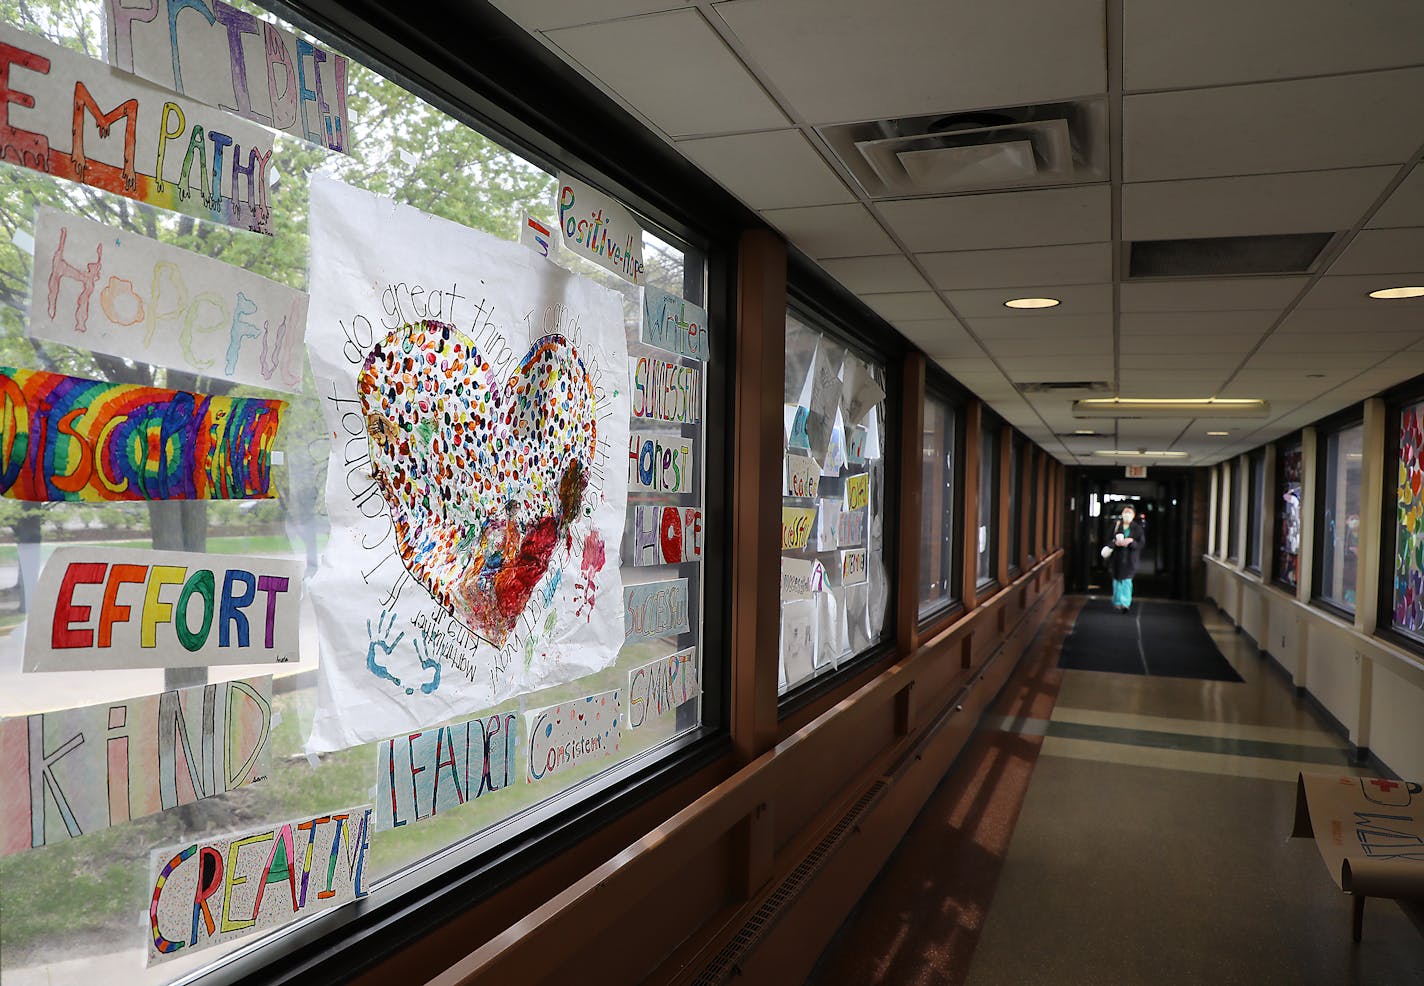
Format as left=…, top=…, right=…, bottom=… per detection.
left=1058, top=599, right=1243, bottom=682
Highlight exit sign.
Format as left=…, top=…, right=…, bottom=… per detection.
left=1125, top=465, right=1148, bottom=478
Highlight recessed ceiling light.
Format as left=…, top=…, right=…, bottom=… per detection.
left=1003, top=297, right=1060, bottom=309
left=1073, top=397, right=1269, bottom=418
left=1368, top=286, right=1424, bottom=300
left=1207, top=431, right=1230, bottom=436
left=1074, top=429, right=1096, bottom=435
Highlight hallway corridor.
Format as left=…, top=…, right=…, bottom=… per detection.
left=811, top=597, right=1424, bottom=986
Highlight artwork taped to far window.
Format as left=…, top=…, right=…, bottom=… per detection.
left=1278, top=445, right=1304, bottom=588
left=778, top=311, right=889, bottom=695
left=1394, top=401, right=1424, bottom=637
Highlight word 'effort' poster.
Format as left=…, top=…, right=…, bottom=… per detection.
left=306, top=177, right=630, bottom=752
left=24, top=547, right=303, bottom=671
left=148, top=804, right=372, bottom=964
left=29, top=208, right=309, bottom=393
left=0, top=22, right=277, bottom=233
left=0, top=676, right=272, bottom=855
left=0, top=366, right=284, bottom=501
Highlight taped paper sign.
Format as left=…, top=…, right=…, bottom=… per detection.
left=841, top=356, right=885, bottom=425
left=806, top=341, right=842, bottom=458
left=845, top=473, right=870, bottom=511
left=24, top=546, right=302, bottom=671
left=781, top=557, right=828, bottom=600
left=784, top=405, right=811, bottom=451
left=556, top=173, right=644, bottom=283
left=846, top=426, right=868, bottom=465
left=624, top=578, right=690, bottom=643
left=815, top=589, right=843, bottom=668
left=375, top=710, right=519, bottom=831
left=0, top=366, right=283, bottom=501
left=306, top=178, right=630, bottom=752
left=104, top=0, right=351, bottom=153
left=520, top=212, right=553, bottom=258
left=147, top=804, right=371, bottom=965
left=630, top=356, right=701, bottom=424
left=526, top=690, right=620, bottom=783
left=781, top=599, right=815, bottom=687
left=641, top=286, right=709, bottom=361
left=0, top=22, right=277, bottom=233
left=785, top=454, right=820, bottom=498
left=632, top=505, right=704, bottom=566
left=629, top=432, right=693, bottom=494
left=823, top=422, right=847, bottom=475
left=816, top=500, right=842, bottom=551
left=0, top=676, right=272, bottom=855
left=839, top=509, right=867, bottom=547
left=782, top=505, right=816, bottom=551
left=628, top=647, right=697, bottom=729
left=29, top=208, right=309, bottom=393
left=841, top=548, right=869, bottom=586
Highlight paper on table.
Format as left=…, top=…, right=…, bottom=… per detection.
left=1292, top=772, right=1424, bottom=897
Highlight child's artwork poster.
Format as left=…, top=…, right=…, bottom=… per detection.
left=631, top=505, right=703, bottom=566
left=519, top=212, right=553, bottom=259
left=641, top=286, right=709, bottom=361
left=841, top=548, right=869, bottom=587
left=816, top=500, right=842, bottom=551
left=628, top=648, right=697, bottom=729
left=630, top=356, right=701, bottom=424
left=0, top=366, right=284, bottom=502
left=1292, top=772, right=1424, bottom=898
left=628, top=432, right=693, bottom=494
left=839, top=509, right=867, bottom=547
left=556, top=173, right=644, bottom=284
left=24, top=547, right=303, bottom=671
left=0, top=22, right=277, bottom=234
left=526, top=690, right=620, bottom=783
left=147, top=804, right=372, bottom=965
left=846, top=426, right=868, bottom=465
left=28, top=208, right=309, bottom=393
left=782, top=505, right=816, bottom=551
left=305, top=177, right=631, bottom=752
left=374, top=710, right=519, bottom=831
left=785, top=454, right=820, bottom=498
left=841, top=356, right=885, bottom=425
left=781, top=557, right=827, bottom=600
left=845, top=473, right=870, bottom=511
left=815, top=589, right=843, bottom=668
left=784, top=404, right=811, bottom=451
left=804, top=340, right=842, bottom=460
left=102, top=0, right=352, bottom=154
left=623, top=578, right=690, bottom=643
left=0, top=676, right=272, bottom=855
left=781, top=599, right=815, bottom=687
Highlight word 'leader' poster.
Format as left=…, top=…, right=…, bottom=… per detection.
left=306, top=177, right=630, bottom=752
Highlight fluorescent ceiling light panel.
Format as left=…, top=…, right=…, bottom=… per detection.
left=1091, top=450, right=1189, bottom=458
left=1073, top=397, right=1268, bottom=418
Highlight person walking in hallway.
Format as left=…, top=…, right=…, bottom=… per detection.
left=1108, top=504, right=1144, bottom=612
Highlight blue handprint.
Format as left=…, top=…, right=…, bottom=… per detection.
left=366, top=609, right=442, bottom=695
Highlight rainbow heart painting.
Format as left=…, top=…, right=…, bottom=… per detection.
left=306, top=178, right=630, bottom=753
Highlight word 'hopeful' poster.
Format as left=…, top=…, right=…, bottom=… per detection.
left=306, top=177, right=630, bottom=752
left=0, top=22, right=277, bottom=233
left=0, top=676, right=272, bottom=855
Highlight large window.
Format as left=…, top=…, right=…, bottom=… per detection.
left=0, top=4, right=715, bottom=983
left=1227, top=460, right=1243, bottom=563
left=918, top=394, right=957, bottom=618
left=1007, top=436, right=1023, bottom=573
left=1393, top=401, right=1424, bottom=637
left=1317, top=423, right=1363, bottom=612
left=976, top=418, right=998, bottom=587
left=1276, top=443, right=1304, bottom=588
left=1246, top=451, right=1265, bottom=572
left=778, top=310, right=890, bottom=695
left=1215, top=465, right=1229, bottom=558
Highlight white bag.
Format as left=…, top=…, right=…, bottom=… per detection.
left=1100, top=545, right=1114, bottom=560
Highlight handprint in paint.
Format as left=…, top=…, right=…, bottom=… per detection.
left=366, top=609, right=442, bottom=695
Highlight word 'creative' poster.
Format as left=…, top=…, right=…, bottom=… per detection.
left=0, top=22, right=277, bottom=233
left=24, top=547, right=303, bottom=671
left=0, top=367, right=283, bottom=502
left=29, top=208, right=309, bottom=393
left=306, top=177, right=630, bottom=752
left=147, top=805, right=372, bottom=964
left=0, top=676, right=272, bottom=855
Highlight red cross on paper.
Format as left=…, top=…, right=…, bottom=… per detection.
left=1369, top=779, right=1402, bottom=793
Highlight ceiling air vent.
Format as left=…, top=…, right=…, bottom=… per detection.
left=1128, top=233, right=1336, bottom=278
left=819, top=100, right=1107, bottom=198
left=1017, top=381, right=1111, bottom=394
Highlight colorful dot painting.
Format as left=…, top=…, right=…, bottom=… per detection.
left=1395, top=402, right=1424, bottom=632
left=357, top=319, right=598, bottom=648
left=1278, top=446, right=1302, bottom=588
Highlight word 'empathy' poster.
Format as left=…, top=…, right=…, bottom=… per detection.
left=306, top=177, right=631, bottom=752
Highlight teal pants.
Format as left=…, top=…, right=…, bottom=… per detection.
left=1112, top=578, right=1133, bottom=609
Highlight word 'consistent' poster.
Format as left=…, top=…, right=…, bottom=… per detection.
left=147, top=804, right=372, bottom=964
left=25, top=547, right=303, bottom=671
left=0, top=676, right=272, bottom=855
left=375, top=710, right=519, bottom=831
left=0, top=23, right=277, bottom=233
left=306, top=177, right=630, bottom=752
left=29, top=208, right=309, bottom=392
left=0, top=366, right=283, bottom=501
left=526, top=691, right=620, bottom=783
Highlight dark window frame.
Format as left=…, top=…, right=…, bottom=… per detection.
left=1007, top=433, right=1024, bottom=576
left=976, top=411, right=1002, bottom=591
left=1272, top=432, right=1305, bottom=592
left=917, top=367, right=969, bottom=633
left=1245, top=449, right=1265, bottom=574
left=1311, top=406, right=1365, bottom=619
left=1227, top=457, right=1244, bottom=563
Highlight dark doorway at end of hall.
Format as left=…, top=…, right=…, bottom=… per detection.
left=1065, top=467, right=1203, bottom=601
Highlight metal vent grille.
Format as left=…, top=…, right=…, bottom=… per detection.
left=688, top=780, right=889, bottom=986
left=1128, top=232, right=1335, bottom=278
left=1016, top=381, right=1111, bottom=394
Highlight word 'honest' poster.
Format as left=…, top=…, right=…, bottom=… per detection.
left=306, top=178, right=631, bottom=752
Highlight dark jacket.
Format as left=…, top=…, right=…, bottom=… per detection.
left=1108, top=518, right=1145, bottom=581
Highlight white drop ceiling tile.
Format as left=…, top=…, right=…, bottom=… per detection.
left=1120, top=353, right=1242, bottom=370
left=1241, top=350, right=1388, bottom=372
left=711, top=0, right=1105, bottom=125
left=917, top=243, right=1111, bottom=290
left=984, top=337, right=1110, bottom=358
left=997, top=357, right=1112, bottom=375
left=1300, top=273, right=1424, bottom=309
left=1117, top=376, right=1229, bottom=397
left=945, top=283, right=1113, bottom=319
left=675, top=130, right=854, bottom=209
left=547, top=10, right=787, bottom=138
left=1278, top=308, right=1424, bottom=333
left=1369, top=167, right=1424, bottom=229
left=1327, top=229, right=1424, bottom=276
left=1119, top=311, right=1278, bottom=335
left=1123, top=70, right=1424, bottom=181
left=1120, top=333, right=1258, bottom=355
left=1004, top=367, right=1113, bottom=385
left=819, top=255, right=930, bottom=294
left=1120, top=278, right=1306, bottom=312
left=860, top=291, right=951, bottom=321
left=492, top=0, right=687, bottom=31
left=968, top=314, right=1113, bottom=339
left=760, top=204, right=898, bottom=258
left=1259, top=331, right=1419, bottom=353
left=1121, top=168, right=1397, bottom=241
left=1124, top=0, right=1424, bottom=91
left=877, top=185, right=1111, bottom=253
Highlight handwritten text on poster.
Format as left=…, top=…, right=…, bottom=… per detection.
left=623, top=578, right=690, bottom=642
left=641, top=286, right=708, bottom=361
left=628, top=648, right=697, bottom=729
left=375, top=711, right=518, bottom=831
left=526, top=691, right=620, bottom=783
left=632, top=505, right=703, bottom=566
